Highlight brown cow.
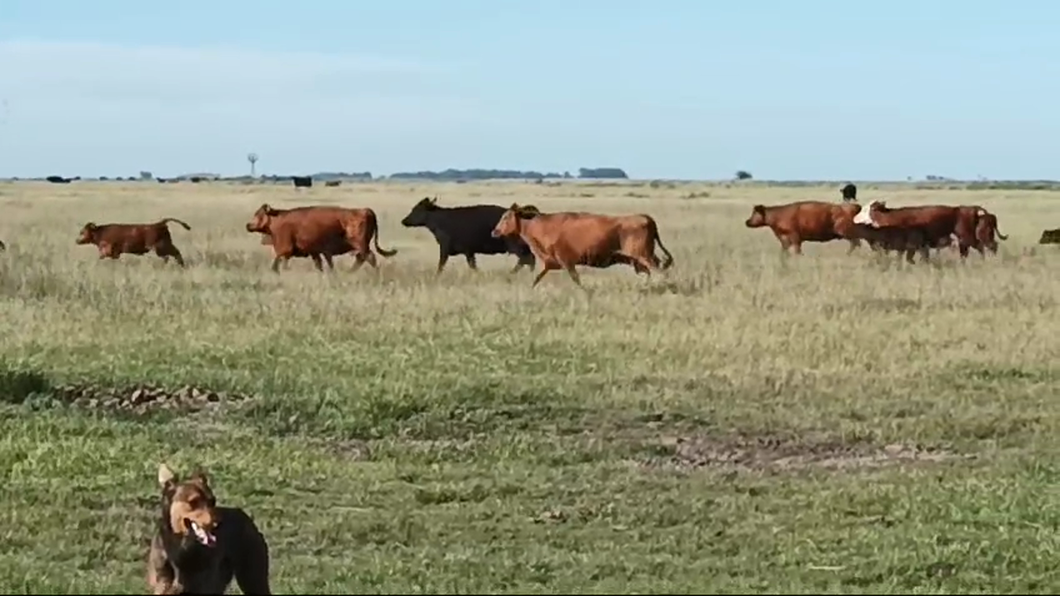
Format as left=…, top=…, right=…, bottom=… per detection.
left=258, top=231, right=354, bottom=270
left=852, top=200, right=981, bottom=259
left=76, top=217, right=191, bottom=266
left=490, top=204, right=674, bottom=289
left=245, top=203, right=396, bottom=273
left=744, top=201, right=864, bottom=255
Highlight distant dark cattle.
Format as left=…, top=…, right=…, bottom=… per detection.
left=490, top=203, right=674, bottom=289
left=745, top=200, right=864, bottom=254
left=246, top=203, right=396, bottom=273
left=76, top=217, right=192, bottom=266
left=1038, top=228, right=1060, bottom=245
left=400, top=196, right=537, bottom=274
left=324, top=180, right=342, bottom=187
left=292, top=176, right=313, bottom=189
left=0, top=239, right=5, bottom=251
left=46, top=175, right=72, bottom=184
left=841, top=183, right=857, bottom=202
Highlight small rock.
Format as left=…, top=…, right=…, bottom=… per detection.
left=130, top=388, right=147, bottom=405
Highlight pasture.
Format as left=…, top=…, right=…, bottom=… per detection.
left=0, top=179, right=1058, bottom=593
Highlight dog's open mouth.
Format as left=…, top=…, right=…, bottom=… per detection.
left=185, top=519, right=217, bottom=547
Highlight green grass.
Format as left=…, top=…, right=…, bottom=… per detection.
left=0, top=180, right=1058, bottom=593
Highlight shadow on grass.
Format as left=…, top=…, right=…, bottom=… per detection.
left=0, top=364, right=52, bottom=404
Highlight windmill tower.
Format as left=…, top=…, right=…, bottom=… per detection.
left=247, top=152, right=259, bottom=177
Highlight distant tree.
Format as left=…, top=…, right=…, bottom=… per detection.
left=139, top=171, right=153, bottom=181
left=735, top=170, right=753, bottom=180
left=577, top=167, right=628, bottom=179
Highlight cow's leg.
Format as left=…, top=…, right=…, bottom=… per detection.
left=350, top=254, right=367, bottom=272
left=846, top=238, right=861, bottom=254
left=509, top=253, right=534, bottom=274
left=531, top=263, right=558, bottom=288
left=271, top=256, right=288, bottom=273
left=464, top=253, right=479, bottom=271
left=436, top=252, right=451, bottom=274
left=157, top=245, right=186, bottom=267
left=310, top=254, right=325, bottom=272
left=324, top=254, right=336, bottom=270
left=562, top=263, right=585, bottom=288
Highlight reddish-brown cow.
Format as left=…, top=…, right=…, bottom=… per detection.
left=245, top=203, right=396, bottom=273
left=490, top=203, right=674, bottom=289
left=744, top=201, right=864, bottom=255
left=76, top=217, right=191, bottom=266
left=853, top=200, right=981, bottom=259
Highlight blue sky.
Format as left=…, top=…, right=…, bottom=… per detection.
left=1, top=0, right=1058, bottom=180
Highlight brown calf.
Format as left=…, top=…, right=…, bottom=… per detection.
left=490, top=203, right=674, bottom=289
left=744, top=200, right=864, bottom=255
left=245, top=203, right=396, bottom=273
left=76, top=217, right=191, bottom=266
left=853, top=200, right=981, bottom=259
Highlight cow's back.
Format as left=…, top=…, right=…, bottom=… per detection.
left=431, top=205, right=525, bottom=254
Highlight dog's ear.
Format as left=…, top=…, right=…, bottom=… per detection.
left=188, top=467, right=210, bottom=488
left=158, top=463, right=177, bottom=489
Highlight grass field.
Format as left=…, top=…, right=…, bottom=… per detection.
left=0, top=179, right=1058, bottom=594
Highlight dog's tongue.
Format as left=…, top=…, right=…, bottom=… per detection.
left=190, top=522, right=217, bottom=547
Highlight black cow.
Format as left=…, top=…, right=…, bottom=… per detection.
left=1039, top=228, right=1060, bottom=245
left=292, top=176, right=313, bottom=189
left=401, top=196, right=537, bottom=274
left=0, top=239, right=5, bottom=251
left=841, top=183, right=857, bottom=202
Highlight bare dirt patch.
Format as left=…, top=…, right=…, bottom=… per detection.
left=637, top=433, right=974, bottom=473
left=50, top=382, right=255, bottom=414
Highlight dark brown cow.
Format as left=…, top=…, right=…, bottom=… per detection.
left=744, top=201, right=864, bottom=254
left=490, top=203, right=674, bottom=289
left=76, top=217, right=191, bottom=266
left=245, top=203, right=396, bottom=273
left=850, top=223, right=945, bottom=264
left=853, top=200, right=981, bottom=259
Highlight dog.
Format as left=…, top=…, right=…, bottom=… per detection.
left=146, top=463, right=271, bottom=595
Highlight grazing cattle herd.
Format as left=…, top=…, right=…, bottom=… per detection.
left=0, top=183, right=1057, bottom=288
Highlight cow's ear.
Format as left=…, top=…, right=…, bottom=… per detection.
left=85, top=222, right=97, bottom=230
left=752, top=204, right=765, bottom=214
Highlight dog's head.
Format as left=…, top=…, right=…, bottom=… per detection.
left=157, top=463, right=221, bottom=548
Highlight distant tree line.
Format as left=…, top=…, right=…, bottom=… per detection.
left=388, top=167, right=628, bottom=181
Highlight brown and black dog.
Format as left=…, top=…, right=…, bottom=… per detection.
left=147, top=463, right=271, bottom=595
left=76, top=218, right=191, bottom=266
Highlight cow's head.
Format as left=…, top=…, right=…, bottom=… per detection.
left=76, top=222, right=98, bottom=244
left=492, top=203, right=540, bottom=238
left=852, top=200, right=886, bottom=227
left=245, top=203, right=278, bottom=233
left=744, top=205, right=768, bottom=228
left=401, top=196, right=438, bottom=227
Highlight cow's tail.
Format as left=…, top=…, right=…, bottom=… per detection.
left=648, top=217, right=674, bottom=270
left=369, top=211, right=398, bottom=257
left=160, top=217, right=192, bottom=231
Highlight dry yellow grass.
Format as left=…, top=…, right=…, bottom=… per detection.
left=0, top=179, right=1058, bottom=593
